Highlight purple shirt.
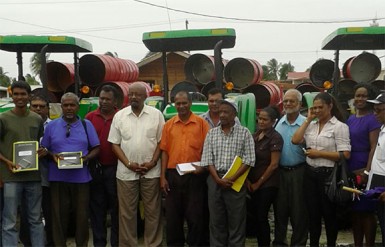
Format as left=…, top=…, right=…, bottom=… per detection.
left=41, top=117, right=100, bottom=183
left=347, top=113, right=381, bottom=171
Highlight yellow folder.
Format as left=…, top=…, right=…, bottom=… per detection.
left=222, top=156, right=250, bottom=192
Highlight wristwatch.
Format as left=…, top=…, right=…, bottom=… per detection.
left=363, top=170, right=370, bottom=176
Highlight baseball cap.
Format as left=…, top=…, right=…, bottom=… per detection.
left=367, top=93, right=385, bottom=104
left=219, top=99, right=238, bottom=113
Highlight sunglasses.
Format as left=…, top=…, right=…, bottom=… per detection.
left=66, top=123, right=71, bottom=138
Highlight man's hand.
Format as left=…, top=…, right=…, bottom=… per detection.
left=192, top=165, right=206, bottom=174
left=37, top=147, right=48, bottom=158
left=6, top=160, right=19, bottom=173
left=215, top=177, right=233, bottom=189
left=379, top=192, right=385, bottom=202
left=138, top=161, right=156, bottom=175
left=160, top=176, right=170, bottom=195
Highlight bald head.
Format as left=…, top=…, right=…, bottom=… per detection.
left=128, top=82, right=148, bottom=111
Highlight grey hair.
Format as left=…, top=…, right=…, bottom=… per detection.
left=284, top=89, right=302, bottom=102
left=61, top=92, right=80, bottom=105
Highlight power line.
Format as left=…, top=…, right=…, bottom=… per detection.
left=132, top=0, right=385, bottom=24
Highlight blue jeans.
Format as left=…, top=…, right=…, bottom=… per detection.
left=2, top=182, right=44, bottom=247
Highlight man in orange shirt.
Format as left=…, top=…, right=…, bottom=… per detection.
left=160, top=91, right=210, bottom=246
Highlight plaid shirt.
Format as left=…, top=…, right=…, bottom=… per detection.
left=201, top=124, right=255, bottom=172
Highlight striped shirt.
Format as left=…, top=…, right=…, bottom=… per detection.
left=304, top=116, right=351, bottom=168
left=200, top=124, right=255, bottom=172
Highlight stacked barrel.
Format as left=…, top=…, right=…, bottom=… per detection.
left=45, top=54, right=151, bottom=108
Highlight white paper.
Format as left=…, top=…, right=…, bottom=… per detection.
left=19, top=150, right=32, bottom=156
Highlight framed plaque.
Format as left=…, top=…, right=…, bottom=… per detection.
left=13, top=141, right=39, bottom=172
left=58, top=152, right=83, bottom=169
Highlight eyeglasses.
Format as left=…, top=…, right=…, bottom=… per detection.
left=66, top=123, right=71, bottom=138
left=374, top=108, right=385, bottom=113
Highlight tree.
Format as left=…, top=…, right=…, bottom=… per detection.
left=266, top=58, right=281, bottom=80
left=24, top=74, right=40, bottom=85
left=104, top=51, right=118, bottom=58
left=0, top=67, right=12, bottom=87
left=279, top=62, right=295, bottom=80
left=262, top=65, right=275, bottom=81
left=30, top=52, right=50, bottom=77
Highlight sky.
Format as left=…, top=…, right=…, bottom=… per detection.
left=0, top=0, right=385, bottom=79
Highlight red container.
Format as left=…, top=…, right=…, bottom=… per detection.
left=224, top=58, right=263, bottom=89
left=79, top=54, right=139, bottom=86
left=170, top=81, right=200, bottom=102
left=184, top=54, right=227, bottom=85
left=31, top=88, right=62, bottom=103
left=337, top=79, right=357, bottom=101
left=46, top=61, right=75, bottom=92
left=371, top=80, right=385, bottom=93
left=242, top=81, right=283, bottom=110
left=95, top=81, right=151, bottom=109
left=343, top=52, right=381, bottom=83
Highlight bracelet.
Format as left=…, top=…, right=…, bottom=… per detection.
left=127, top=160, right=131, bottom=168
left=364, top=170, right=370, bottom=176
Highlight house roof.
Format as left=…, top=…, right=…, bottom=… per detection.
left=287, top=72, right=309, bottom=80
left=137, top=51, right=191, bottom=67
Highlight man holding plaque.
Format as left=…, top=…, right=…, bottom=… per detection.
left=41, top=92, right=100, bottom=247
left=0, top=81, right=45, bottom=247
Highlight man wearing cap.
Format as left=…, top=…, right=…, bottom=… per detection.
left=366, top=93, right=385, bottom=246
left=201, top=88, right=240, bottom=128
left=201, top=99, right=255, bottom=246
left=160, top=91, right=210, bottom=246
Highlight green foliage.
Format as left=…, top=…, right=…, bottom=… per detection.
left=0, top=67, right=12, bottom=87
left=262, top=59, right=295, bottom=81
left=30, top=52, right=50, bottom=77
left=279, top=61, right=295, bottom=80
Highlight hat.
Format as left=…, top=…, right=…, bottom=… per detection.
left=219, top=99, right=238, bottom=113
left=367, top=93, right=385, bottom=104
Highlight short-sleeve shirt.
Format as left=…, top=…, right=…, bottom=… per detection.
left=160, top=113, right=209, bottom=169
left=108, top=105, right=165, bottom=181
left=275, top=114, right=306, bottom=167
left=200, top=124, right=255, bottom=172
left=201, top=111, right=241, bottom=128
left=0, top=110, right=44, bottom=182
left=304, top=116, right=351, bottom=168
left=248, top=128, right=283, bottom=188
left=86, top=108, right=118, bottom=166
left=347, top=113, right=381, bottom=171
left=367, top=125, right=385, bottom=189
left=41, top=117, right=100, bottom=183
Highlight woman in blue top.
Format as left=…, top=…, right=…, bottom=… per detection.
left=347, top=83, right=381, bottom=247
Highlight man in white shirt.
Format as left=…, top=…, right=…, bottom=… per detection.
left=108, top=82, right=165, bottom=246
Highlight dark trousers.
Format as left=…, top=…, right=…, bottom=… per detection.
left=249, top=186, right=278, bottom=247
left=50, top=182, right=90, bottom=247
left=165, top=169, right=208, bottom=247
left=89, top=165, right=119, bottom=247
left=377, top=202, right=385, bottom=246
left=20, top=186, right=54, bottom=247
left=273, top=165, right=308, bottom=247
left=304, top=166, right=338, bottom=247
left=0, top=187, right=3, bottom=247
left=207, top=175, right=247, bottom=247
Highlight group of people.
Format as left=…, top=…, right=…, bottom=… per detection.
left=1, top=80, right=385, bottom=247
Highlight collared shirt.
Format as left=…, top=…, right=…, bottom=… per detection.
left=200, top=124, right=255, bottom=172
left=369, top=125, right=385, bottom=178
left=248, top=127, right=283, bottom=188
left=275, top=114, right=306, bottom=167
left=42, top=117, right=100, bottom=183
left=108, top=105, right=165, bottom=181
left=160, top=112, right=209, bottom=169
left=86, top=108, right=118, bottom=166
left=304, top=116, right=351, bottom=168
left=201, top=110, right=241, bottom=128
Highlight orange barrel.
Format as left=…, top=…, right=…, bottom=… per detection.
left=224, top=58, right=263, bottom=89
left=371, top=80, right=385, bottom=93
left=64, top=83, right=95, bottom=99
left=242, top=81, right=283, bottom=110
left=31, top=88, right=61, bottom=103
left=309, top=59, right=335, bottom=88
left=295, top=82, right=321, bottom=95
left=46, top=61, right=75, bottom=92
left=343, top=52, right=381, bottom=83
left=79, top=54, right=139, bottom=86
left=337, top=79, right=357, bottom=102
left=170, top=81, right=199, bottom=102
left=184, top=54, right=226, bottom=85
left=95, top=81, right=151, bottom=109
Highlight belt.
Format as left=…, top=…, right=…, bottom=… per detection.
left=280, top=162, right=306, bottom=171
left=307, top=165, right=334, bottom=173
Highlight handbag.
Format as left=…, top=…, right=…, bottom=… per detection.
left=81, top=120, right=102, bottom=178
left=324, top=151, right=355, bottom=204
